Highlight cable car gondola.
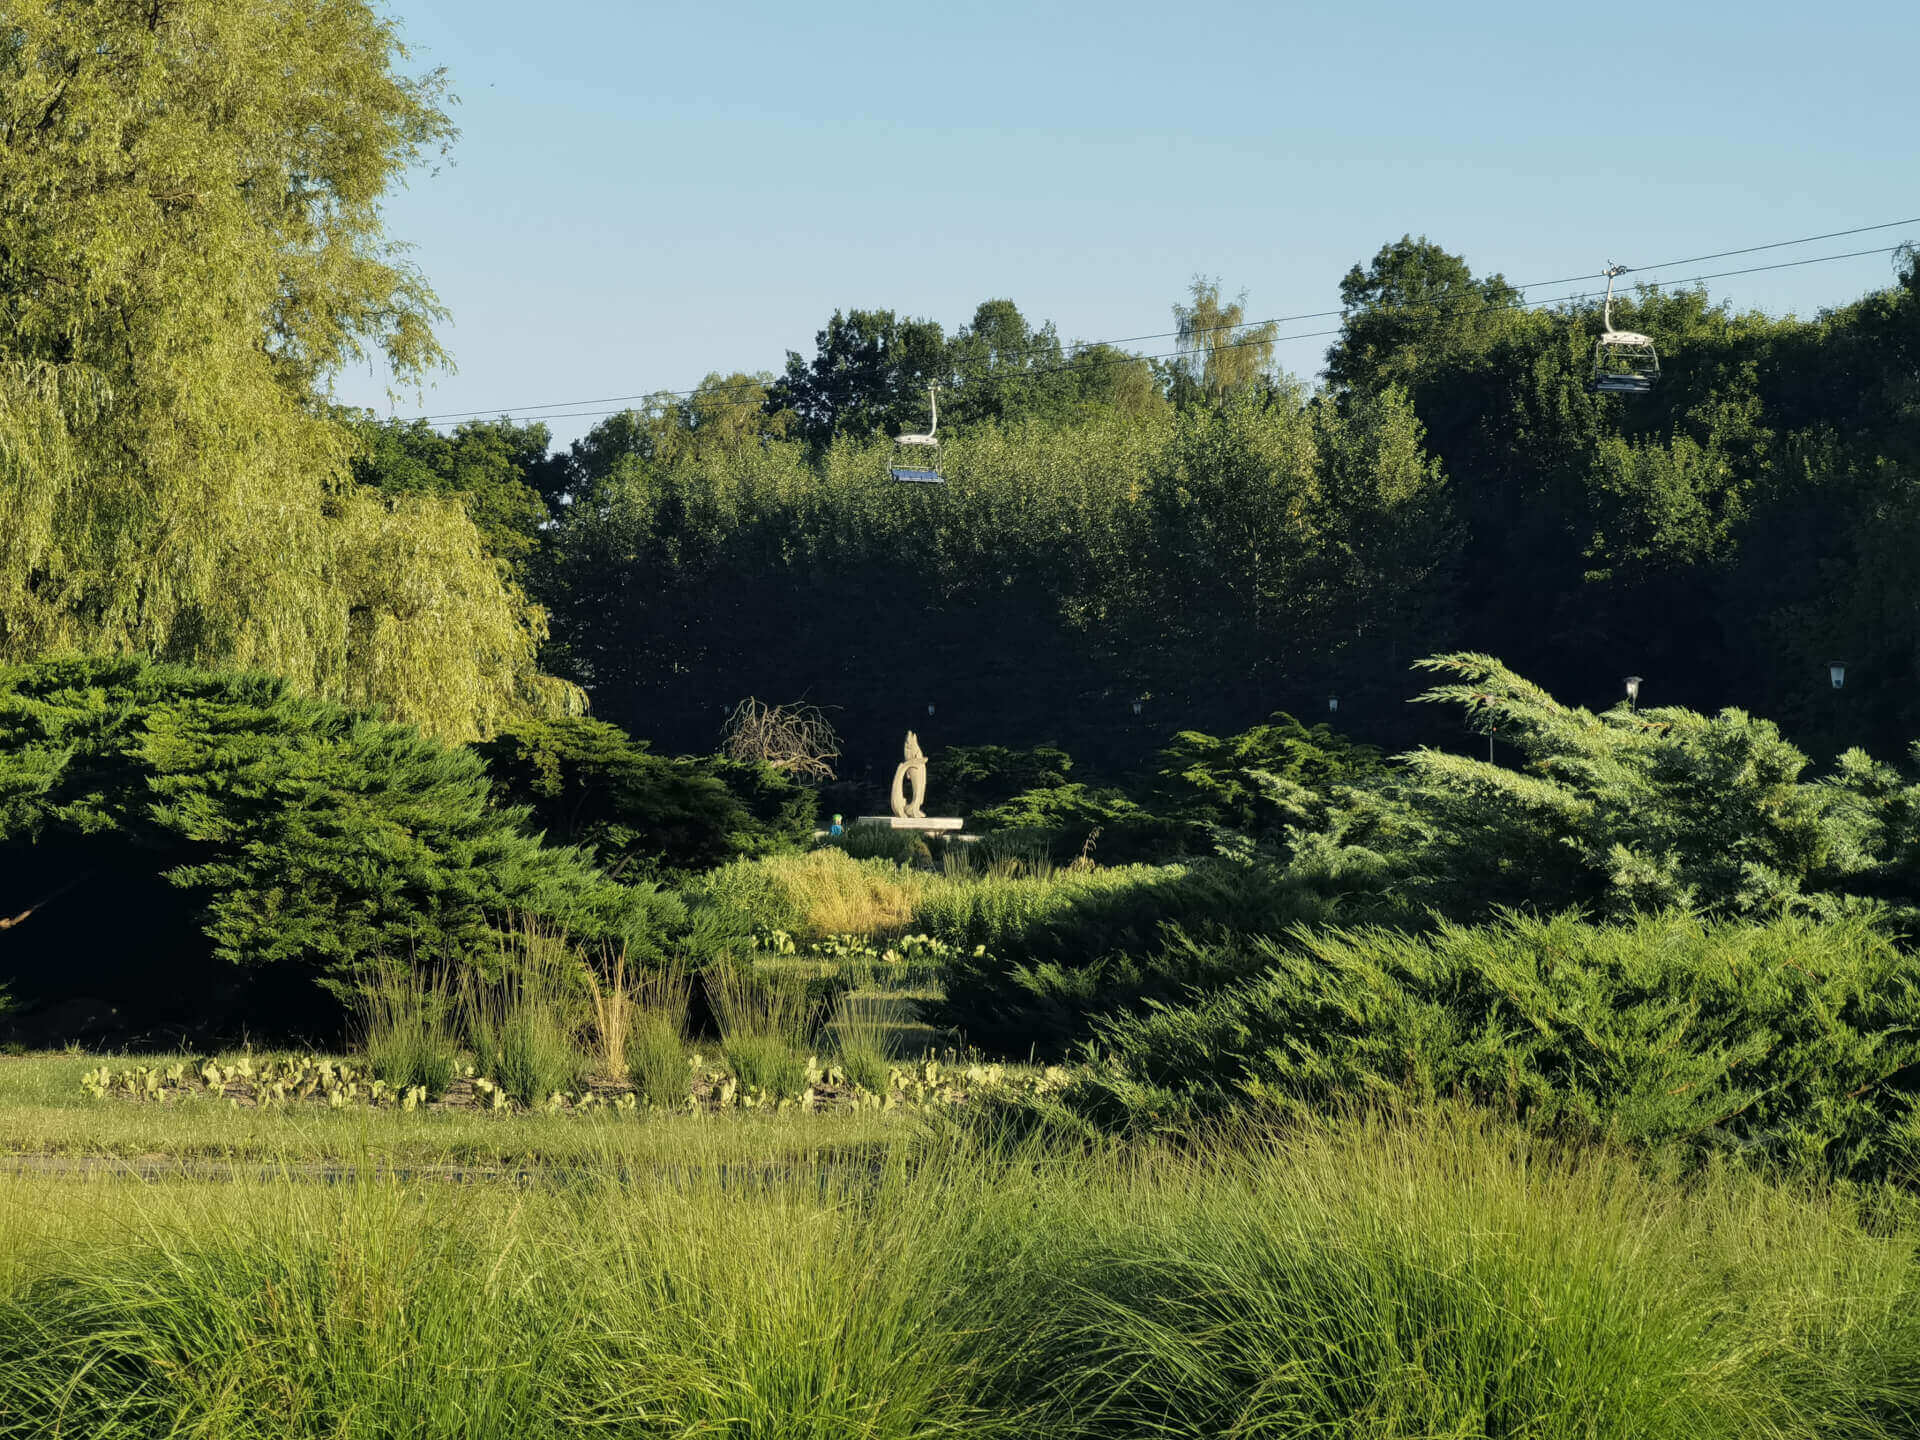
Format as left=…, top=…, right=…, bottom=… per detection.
left=1591, top=262, right=1660, bottom=395
left=890, top=386, right=944, bottom=484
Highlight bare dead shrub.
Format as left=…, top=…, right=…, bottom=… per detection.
left=721, top=698, right=840, bottom=781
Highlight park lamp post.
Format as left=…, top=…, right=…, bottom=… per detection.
left=1131, top=697, right=1144, bottom=716
left=1328, top=694, right=1339, bottom=715
left=926, top=703, right=935, bottom=718
left=1829, top=660, right=1847, bottom=691
left=1624, top=675, right=1642, bottom=712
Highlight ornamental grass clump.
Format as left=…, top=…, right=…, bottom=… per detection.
left=2, top=1112, right=1918, bottom=1438
left=583, top=943, right=637, bottom=1080
left=627, top=962, right=692, bottom=1108
left=708, top=967, right=816, bottom=1100
left=828, top=991, right=900, bottom=1096
left=357, top=965, right=461, bottom=1099
left=464, top=926, right=587, bottom=1106
left=986, top=1108, right=1920, bottom=1439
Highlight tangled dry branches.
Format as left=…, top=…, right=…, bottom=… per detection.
left=720, top=698, right=840, bottom=781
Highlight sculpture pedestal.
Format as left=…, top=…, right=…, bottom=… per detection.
left=853, top=816, right=964, bottom=832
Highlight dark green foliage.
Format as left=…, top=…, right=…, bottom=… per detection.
left=346, top=415, right=554, bottom=583
left=929, top=744, right=1074, bottom=813
left=527, top=252, right=1920, bottom=775
left=1153, top=714, right=1382, bottom=843
left=760, top=298, right=1153, bottom=455
left=1325, top=235, right=1525, bottom=394
left=766, top=308, right=952, bottom=450
left=705, top=756, right=820, bottom=854
left=543, top=382, right=1452, bottom=773
left=1358, top=654, right=1872, bottom=919
left=1034, top=911, right=1920, bottom=1182
left=1144, top=718, right=1390, bottom=864
left=928, top=863, right=1376, bottom=1057
left=970, top=716, right=1382, bottom=863
left=971, top=783, right=1181, bottom=864
left=478, top=716, right=814, bottom=879
left=1325, top=242, right=1920, bottom=762
left=0, top=657, right=656, bottom=1011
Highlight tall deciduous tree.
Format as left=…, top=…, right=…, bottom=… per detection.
left=1325, top=236, right=1523, bottom=395
left=347, top=415, right=554, bottom=584
left=0, top=0, right=561, bottom=740
left=765, top=309, right=949, bottom=448
left=1172, top=278, right=1278, bottom=398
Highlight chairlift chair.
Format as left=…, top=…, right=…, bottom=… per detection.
left=1591, top=263, right=1660, bottom=395
left=890, top=386, right=945, bottom=484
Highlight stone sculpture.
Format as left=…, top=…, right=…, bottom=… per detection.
left=889, top=731, right=927, bottom=819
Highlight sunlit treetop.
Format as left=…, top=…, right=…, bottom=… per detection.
left=0, top=0, right=566, bottom=741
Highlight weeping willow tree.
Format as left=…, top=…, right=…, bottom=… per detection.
left=0, top=0, right=568, bottom=740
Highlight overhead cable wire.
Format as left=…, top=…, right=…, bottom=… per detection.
left=432, top=241, right=1918, bottom=428
left=399, top=220, right=1920, bottom=426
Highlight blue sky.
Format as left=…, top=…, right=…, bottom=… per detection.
left=333, top=0, right=1920, bottom=443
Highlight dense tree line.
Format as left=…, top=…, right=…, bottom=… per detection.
left=7, top=0, right=1920, bottom=1048
left=399, top=248, right=1918, bottom=781
left=10, top=1, right=1915, bottom=780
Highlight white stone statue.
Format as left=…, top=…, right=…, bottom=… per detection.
left=890, top=731, right=927, bottom=819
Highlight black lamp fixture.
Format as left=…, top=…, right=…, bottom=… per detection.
left=1829, top=660, right=1847, bottom=691
left=1328, top=694, right=1339, bottom=715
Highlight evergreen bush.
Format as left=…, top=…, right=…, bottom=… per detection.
left=1025, top=911, right=1920, bottom=1182
left=478, top=715, right=815, bottom=879
left=0, top=657, right=659, bottom=1027
left=926, top=862, right=1369, bottom=1056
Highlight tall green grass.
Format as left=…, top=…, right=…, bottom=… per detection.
left=828, top=824, right=935, bottom=865
left=462, top=927, right=586, bottom=1105
left=686, top=849, right=930, bottom=944
left=828, top=989, right=903, bottom=1094
left=627, top=962, right=692, bottom=1109
left=1, top=1113, right=1917, bottom=1438
left=908, top=861, right=1181, bottom=956
left=708, top=967, right=817, bottom=1099
left=357, top=965, right=460, bottom=1098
